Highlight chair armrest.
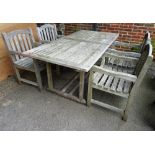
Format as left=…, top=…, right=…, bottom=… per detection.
left=33, top=41, right=42, bottom=47
left=106, top=48, right=141, bottom=58
left=104, top=51, right=139, bottom=63
left=9, top=50, right=23, bottom=56
left=112, top=41, right=140, bottom=48
left=92, top=65, right=137, bottom=82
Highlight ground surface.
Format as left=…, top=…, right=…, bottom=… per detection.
left=0, top=69, right=155, bottom=131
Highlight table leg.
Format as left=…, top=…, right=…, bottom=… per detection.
left=46, top=62, right=53, bottom=90
left=33, top=59, right=43, bottom=91
left=79, top=71, right=85, bottom=100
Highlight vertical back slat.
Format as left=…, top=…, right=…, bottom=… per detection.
left=26, top=34, right=33, bottom=49
left=45, top=27, right=50, bottom=41
left=14, top=36, right=21, bottom=52
left=9, top=37, right=20, bottom=60
left=37, top=24, right=58, bottom=42
left=14, top=35, right=22, bottom=59
left=43, top=29, right=47, bottom=40
left=49, top=27, right=54, bottom=41
left=22, top=34, right=29, bottom=51
left=2, top=29, right=36, bottom=62
left=18, top=34, right=26, bottom=52
left=40, top=29, right=44, bottom=41
left=53, top=24, right=58, bottom=37
left=52, top=26, right=57, bottom=40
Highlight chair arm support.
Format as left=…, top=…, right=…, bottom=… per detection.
left=92, top=65, right=137, bottom=82
left=106, top=48, right=141, bottom=58
left=112, top=41, right=140, bottom=48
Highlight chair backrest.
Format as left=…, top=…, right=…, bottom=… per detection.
left=139, top=31, right=151, bottom=53
left=2, top=28, right=35, bottom=62
left=134, top=43, right=153, bottom=78
left=37, top=24, right=58, bottom=42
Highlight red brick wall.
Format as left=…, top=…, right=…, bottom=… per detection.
left=65, top=24, right=93, bottom=35
left=65, top=23, right=155, bottom=44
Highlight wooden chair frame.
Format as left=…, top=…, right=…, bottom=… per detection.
left=87, top=43, right=153, bottom=121
left=2, top=28, right=45, bottom=90
left=37, top=24, right=63, bottom=43
left=111, top=31, right=151, bottom=55
left=36, top=24, right=64, bottom=75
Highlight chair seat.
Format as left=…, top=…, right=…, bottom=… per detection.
left=93, top=63, right=134, bottom=97
left=93, top=71, right=133, bottom=97
left=14, top=57, right=45, bottom=71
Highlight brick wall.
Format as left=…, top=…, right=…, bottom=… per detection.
left=65, top=23, right=155, bottom=44
left=65, top=24, right=93, bottom=35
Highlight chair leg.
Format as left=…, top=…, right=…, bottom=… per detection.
left=14, top=67, right=22, bottom=84
left=56, top=65, right=60, bottom=76
left=33, top=59, right=43, bottom=91
left=87, top=71, right=93, bottom=106
left=122, top=95, right=132, bottom=121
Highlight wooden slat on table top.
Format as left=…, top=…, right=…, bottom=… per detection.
left=65, top=30, right=119, bottom=44
left=22, top=30, right=119, bottom=72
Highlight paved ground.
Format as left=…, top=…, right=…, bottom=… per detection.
left=0, top=69, right=155, bottom=130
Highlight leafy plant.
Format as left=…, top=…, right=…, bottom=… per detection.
left=131, top=45, right=140, bottom=53
left=151, top=40, right=155, bottom=53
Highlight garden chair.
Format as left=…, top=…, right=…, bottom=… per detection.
left=87, top=43, right=153, bottom=121
left=37, top=24, right=63, bottom=43
left=2, top=28, right=45, bottom=90
left=37, top=24, right=64, bottom=75
left=106, top=31, right=151, bottom=68
left=110, top=31, right=151, bottom=57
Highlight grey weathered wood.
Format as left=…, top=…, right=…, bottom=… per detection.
left=69, top=82, right=79, bottom=95
left=2, top=29, right=45, bottom=90
left=14, top=67, right=21, bottom=84
left=22, top=31, right=119, bottom=72
left=107, top=48, right=141, bottom=58
left=33, top=59, right=43, bottom=91
left=47, top=88, right=86, bottom=104
left=87, top=43, right=153, bottom=121
left=65, top=30, right=119, bottom=45
left=18, top=34, right=26, bottom=52
left=91, top=99, right=124, bottom=114
left=20, top=78, right=38, bottom=86
left=46, top=62, right=53, bottom=90
left=61, top=74, right=79, bottom=92
left=26, top=33, right=33, bottom=49
left=37, top=24, right=62, bottom=75
left=69, top=72, right=89, bottom=95
left=20, top=30, right=118, bottom=104
left=87, top=70, right=93, bottom=106
left=92, top=65, right=137, bottom=82
left=37, top=24, right=61, bottom=43
left=79, top=71, right=85, bottom=100
left=22, top=34, right=29, bottom=51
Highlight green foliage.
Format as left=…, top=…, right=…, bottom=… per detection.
left=74, top=28, right=80, bottom=32
left=151, top=40, right=155, bottom=53
left=131, top=46, right=140, bottom=53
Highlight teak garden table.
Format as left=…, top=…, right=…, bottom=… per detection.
left=22, top=30, right=119, bottom=104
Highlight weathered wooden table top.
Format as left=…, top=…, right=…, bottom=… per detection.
left=65, top=30, right=119, bottom=44
left=23, top=30, right=119, bottom=72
